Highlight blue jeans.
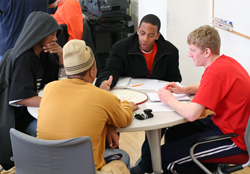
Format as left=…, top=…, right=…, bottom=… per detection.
left=0, top=55, right=2, bottom=62
left=104, top=148, right=130, bottom=169
left=25, top=119, right=37, bottom=137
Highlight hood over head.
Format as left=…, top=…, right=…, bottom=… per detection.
left=10, top=11, right=62, bottom=59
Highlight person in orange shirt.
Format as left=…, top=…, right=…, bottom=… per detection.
left=52, top=0, right=83, bottom=41
left=95, top=14, right=181, bottom=91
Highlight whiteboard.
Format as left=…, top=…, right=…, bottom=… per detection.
left=213, top=0, right=250, bottom=39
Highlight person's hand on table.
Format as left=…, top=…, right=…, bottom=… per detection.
left=157, top=88, right=176, bottom=105
left=106, top=125, right=119, bottom=148
left=100, top=75, right=113, bottom=91
left=130, top=102, right=139, bottom=111
left=164, top=82, right=183, bottom=94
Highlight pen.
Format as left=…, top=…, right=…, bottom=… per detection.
left=164, top=85, right=173, bottom=93
left=131, top=83, right=144, bottom=87
left=164, top=84, right=171, bottom=90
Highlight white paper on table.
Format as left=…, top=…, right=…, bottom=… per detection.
left=145, top=103, right=175, bottom=112
left=146, top=102, right=187, bottom=112
left=38, top=90, right=43, bottom=97
left=174, top=93, right=190, bottom=101
left=128, top=78, right=158, bottom=89
left=153, top=82, right=183, bottom=91
left=147, top=93, right=190, bottom=102
left=113, top=77, right=131, bottom=89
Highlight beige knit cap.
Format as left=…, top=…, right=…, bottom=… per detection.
left=63, top=39, right=94, bottom=75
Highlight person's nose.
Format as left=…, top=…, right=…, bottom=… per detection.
left=188, top=50, right=192, bottom=57
left=53, top=34, right=57, bottom=42
left=143, top=35, right=149, bottom=43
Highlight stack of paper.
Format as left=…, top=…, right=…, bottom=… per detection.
left=113, top=77, right=159, bottom=90
left=113, top=77, right=132, bottom=89
left=113, top=77, right=183, bottom=90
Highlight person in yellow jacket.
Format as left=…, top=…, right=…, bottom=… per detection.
left=37, top=39, right=139, bottom=170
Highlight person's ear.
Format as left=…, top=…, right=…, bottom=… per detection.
left=156, top=32, right=161, bottom=40
left=204, top=48, right=212, bottom=57
left=137, top=26, right=140, bottom=35
left=89, top=66, right=95, bottom=77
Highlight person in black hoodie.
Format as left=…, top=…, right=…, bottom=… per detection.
left=0, top=11, right=62, bottom=170
left=95, top=14, right=182, bottom=91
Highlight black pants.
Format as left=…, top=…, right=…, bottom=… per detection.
left=139, top=116, right=246, bottom=174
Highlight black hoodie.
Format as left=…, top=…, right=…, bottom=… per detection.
left=0, top=11, right=62, bottom=169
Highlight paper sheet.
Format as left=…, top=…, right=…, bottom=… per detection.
left=128, top=78, right=158, bottom=89
left=114, top=77, right=184, bottom=90
left=147, top=93, right=190, bottom=102
left=113, top=77, right=131, bottom=89
left=146, top=102, right=187, bottom=112
left=145, top=103, right=175, bottom=112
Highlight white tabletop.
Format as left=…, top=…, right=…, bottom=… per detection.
left=27, top=107, right=39, bottom=119
left=117, top=89, right=189, bottom=132
left=27, top=85, right=191, bottom=174
left=27, top=90, right=43, bottom=119
left=28, top=89, right=190, bottom=128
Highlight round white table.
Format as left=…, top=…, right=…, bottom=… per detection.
left=116, top=89, right=188, bottom=174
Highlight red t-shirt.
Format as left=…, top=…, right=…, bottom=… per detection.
left=52, top=0, right=83, bottom=41
left=192, top=55, right=250, bottom=150
left=141, top=42, right=158, bottom=76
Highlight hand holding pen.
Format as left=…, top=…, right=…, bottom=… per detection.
left=157, top=87, right=174, bottom=105
left=164, top=82, right=183, bottom=94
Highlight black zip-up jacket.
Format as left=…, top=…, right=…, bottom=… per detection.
left=95, top=32, right=182, bottom=88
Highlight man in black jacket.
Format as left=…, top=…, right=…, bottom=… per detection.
left=95, top=14, right=182, bottom=90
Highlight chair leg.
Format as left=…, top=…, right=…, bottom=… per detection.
left=216, top=164, right=224, bottom=174
left=216, top=164, right=232, bottom=174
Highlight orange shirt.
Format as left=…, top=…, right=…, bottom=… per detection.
left=52, top=0, right=83, bottom=41
left=141, top=42, right=158, bottom=76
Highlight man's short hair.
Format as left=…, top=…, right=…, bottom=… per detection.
left=187, top=25, right=221, bottom=54
left=139, top=14, right=161, bottom=33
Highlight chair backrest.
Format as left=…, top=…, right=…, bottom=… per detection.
left=244, top=115, right=250, bottom=158
left=10, top=128, right=96, bottom=174
left=241, top=114, right=250, bottom=168
left=202, top=115, right=250, bottom=165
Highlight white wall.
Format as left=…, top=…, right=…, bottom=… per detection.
left=138, top=0, right=168, bottom=39
left=167, top=0, right=212, bottom=86
left=218, top=29, right=250, bottom=74
left=137, top=0, right=250, bottom=86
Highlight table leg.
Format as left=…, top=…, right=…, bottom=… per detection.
left=146, top=129, right=163, bottom=174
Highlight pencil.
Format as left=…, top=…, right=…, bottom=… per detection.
left=131, top=83, right=144, bottom=87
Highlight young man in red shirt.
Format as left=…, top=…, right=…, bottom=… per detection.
left=131, top=25, right=250, bottom=174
